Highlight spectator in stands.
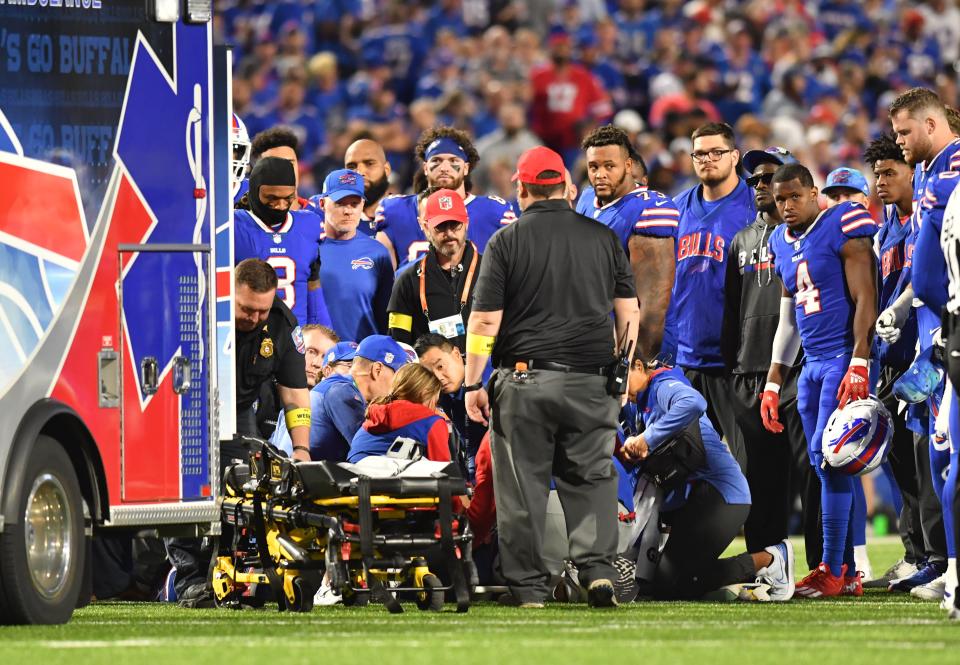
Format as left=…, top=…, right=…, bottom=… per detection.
left=473, top=103, right=543, bottom=193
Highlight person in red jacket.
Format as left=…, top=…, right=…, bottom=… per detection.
left=529, top=30, right=612, bottom=167
left=347, top=363, right=452, bottom=463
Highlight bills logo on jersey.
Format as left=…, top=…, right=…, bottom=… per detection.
left=351, top=257, right=374, bottom=270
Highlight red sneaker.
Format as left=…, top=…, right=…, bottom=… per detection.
left=842, top=570, right=864, bottom=597
left=795, top=563, right=845, bottom=598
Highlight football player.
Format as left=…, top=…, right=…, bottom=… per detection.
left=231, top=113, right=251, bottom=200
left=761, top=163, right=878, bottom=598
left=374, top=126, right=515, bottom=271
left=233, top=157, right=329, bottom=326
left=878, top=88, right=960, bottom=593
left=576, top=125, right=678, bottom=361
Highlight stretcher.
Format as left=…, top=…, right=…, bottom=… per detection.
left=213, top=442, right=475, bottom=613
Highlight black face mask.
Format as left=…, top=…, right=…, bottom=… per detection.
left=248, top=157, right=296, bottom=227
left=365, top=174, right=390, bottom=205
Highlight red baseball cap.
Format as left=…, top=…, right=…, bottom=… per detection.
left=423, top=189, right=469, bottom=228
left=511, top=146, right=566, bottom=185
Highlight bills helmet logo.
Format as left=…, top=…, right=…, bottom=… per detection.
left=832, top=169, right=851, bottom=183
left=351, top=257, right=374, bottom=270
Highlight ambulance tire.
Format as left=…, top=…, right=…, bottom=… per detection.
left=0, top=435, right=86, bottom=625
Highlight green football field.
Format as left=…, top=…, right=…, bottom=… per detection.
left=2, top=538, right=959, bottom=665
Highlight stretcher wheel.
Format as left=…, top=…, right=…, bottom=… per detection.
left=289, top=577, right=314, bottom=613
left=415, top=574, right=445, bottom=611
left=342, top=587, right=369, bottom=607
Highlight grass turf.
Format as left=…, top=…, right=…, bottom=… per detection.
left=2, top=538, right=959, bottom=665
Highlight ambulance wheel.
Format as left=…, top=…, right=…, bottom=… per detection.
left=415, top=574, right=444, bottom=611
left=290, top=577, right=314, bottom=613
left=0, top=436, right=86, bottom=625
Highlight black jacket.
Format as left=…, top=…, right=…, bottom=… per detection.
left=721, top=212, right=797, bottom=374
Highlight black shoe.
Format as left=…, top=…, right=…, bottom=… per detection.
left=613, top=556, right=639, bottom=603
left=178, top=582, right=215, bottom=609
left=587, top=579, right=618, bottom=608
left=497, top=593, right=545, bottom=608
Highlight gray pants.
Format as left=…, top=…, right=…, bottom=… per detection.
left=489, top=368, right=620, bottom=602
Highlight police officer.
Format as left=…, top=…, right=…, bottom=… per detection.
left=234, top=258, right=312, bottom=460
left=170, top=259, right=312, bottom=607
left=388, top=188, right=481, bottom=353
left=463, top=146, right=640, bottom=608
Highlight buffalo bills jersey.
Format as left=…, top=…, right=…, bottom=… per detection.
left=305, top=194, right=378, bottom=237
left=318, top=234, right=393, bottom=341
left=913, top=171, right=960, bottom=350
left=234, top=209, right=323, bottom=324
left=665, top=179, right=755, bottom=368
left=768, top=202, right=878, bottom=360
left=877, top=203, right=918, bottom=370
left=375, top=193, right=515, bottom=271
left=575, top=185, right=680, bottom=252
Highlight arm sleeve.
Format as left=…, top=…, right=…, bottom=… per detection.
left=326, top=384, right=366, bottom=443
left=643, top=380, right=707, bottom=450
left=612, top=233, right=637, bottom=298
left=770, top=296, right=801, bottom=366
left=426, top=418, right=452, bottom=461
left=471, top=232, right=508, bottom=311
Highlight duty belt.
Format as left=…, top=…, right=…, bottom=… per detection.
left=500, top=359, right=610, bottom=376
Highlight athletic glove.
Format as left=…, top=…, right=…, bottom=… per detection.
left=876, top=305, right=908, bottom=344
left=760, top=383, right=784, bottom=434
left=836, top=359, right=869, bottom=407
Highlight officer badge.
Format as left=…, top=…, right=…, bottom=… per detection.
left=273, top=234, right=282, bottom=244
left=260, top=337, right=274, bottom=358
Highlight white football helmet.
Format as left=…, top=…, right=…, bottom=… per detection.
left=821, top=396, right=893, bottom=476
left=231, top=113, right=251, bottom=197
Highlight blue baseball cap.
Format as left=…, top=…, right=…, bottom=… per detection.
left=323, top=341, right=357, bottom=368
left=822, top=167, right=870, bottom=197
left=355, top=335, right=409, bottom=373
left=322, top=169, right=365, bottom=202
left=742, top=146, right=796, bottom=174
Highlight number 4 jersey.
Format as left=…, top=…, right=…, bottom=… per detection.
left=768, top=202, right=878, bottom=360
left=234, top=208, right=324, bottom=324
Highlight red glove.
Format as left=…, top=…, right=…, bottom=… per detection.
left=760, top=383, right=784, bottom=434
left=836, top=360, right=869, bottom=407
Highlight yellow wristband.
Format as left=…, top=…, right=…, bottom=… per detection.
left=285, top=407, right=311, bottom=430
left=466, top=332, right=496, bottom=356
left=388, top=311, right=413, bottom=332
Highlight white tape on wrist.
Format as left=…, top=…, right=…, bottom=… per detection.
left=849, top=357, right=869, bottom=369
left=764, top=382, right=781, bottom=395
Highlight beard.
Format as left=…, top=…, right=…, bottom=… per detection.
left=595, top=170, right=629, bottom=204
left=365, top=174, right=390, bottom=204
left=428, top=171, right=464, bottom=190
left=698, top=164, right=733, bottom=188
left=435, top=238, right=464, bottom=260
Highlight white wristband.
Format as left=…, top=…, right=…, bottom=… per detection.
left=850, top=357, right=869, bottom=369
left=764, top=382, right=781, bottom=394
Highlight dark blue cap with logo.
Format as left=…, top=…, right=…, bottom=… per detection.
left=322, top=169, right=365, bottom=202
left=742, top=146, right=797, bottom=174
left=355, top=335, right=409, bottom=373
left=323, top=341, right=358, bottom=368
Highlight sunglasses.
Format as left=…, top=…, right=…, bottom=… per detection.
left=746, top=173, right=774, bottom=188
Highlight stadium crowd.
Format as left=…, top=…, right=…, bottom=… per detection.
left=94, top=1, right=960, bottom=613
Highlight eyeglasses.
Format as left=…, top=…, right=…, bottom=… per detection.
left=746, top=173, right=774, bottom=188
left=690, top=149, right=733, bottom=163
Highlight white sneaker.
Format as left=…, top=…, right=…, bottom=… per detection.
left=756, top=538, right=795, bottom=601
left=313, top=583, right=342, bottom=606
left=910, top=573, right=947, bottom=601
left=854, top=544, right=873, bottom=582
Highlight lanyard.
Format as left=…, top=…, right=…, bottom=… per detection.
left=419, top=242, right=478, bottom=319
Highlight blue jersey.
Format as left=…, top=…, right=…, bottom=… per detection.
left=636, top=367, right=750, bottom=508
left=234, top=209, right=323, bottom=324
left=768, top=202, right=878, bottom=360
left=375, top=193, right=515, bottom=271
left=877, top=203, right=918, bottom=370
left=914, top=172, right=960, bottom=350
left=666, top=179, right=755, bottom=368
left=309, top=374, right=366, bottom=462
left=305, top=195, right=378, bottom=237
left=319, top=233, right=393, bottom=341
left=575, top=185, right=680, bottom=252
